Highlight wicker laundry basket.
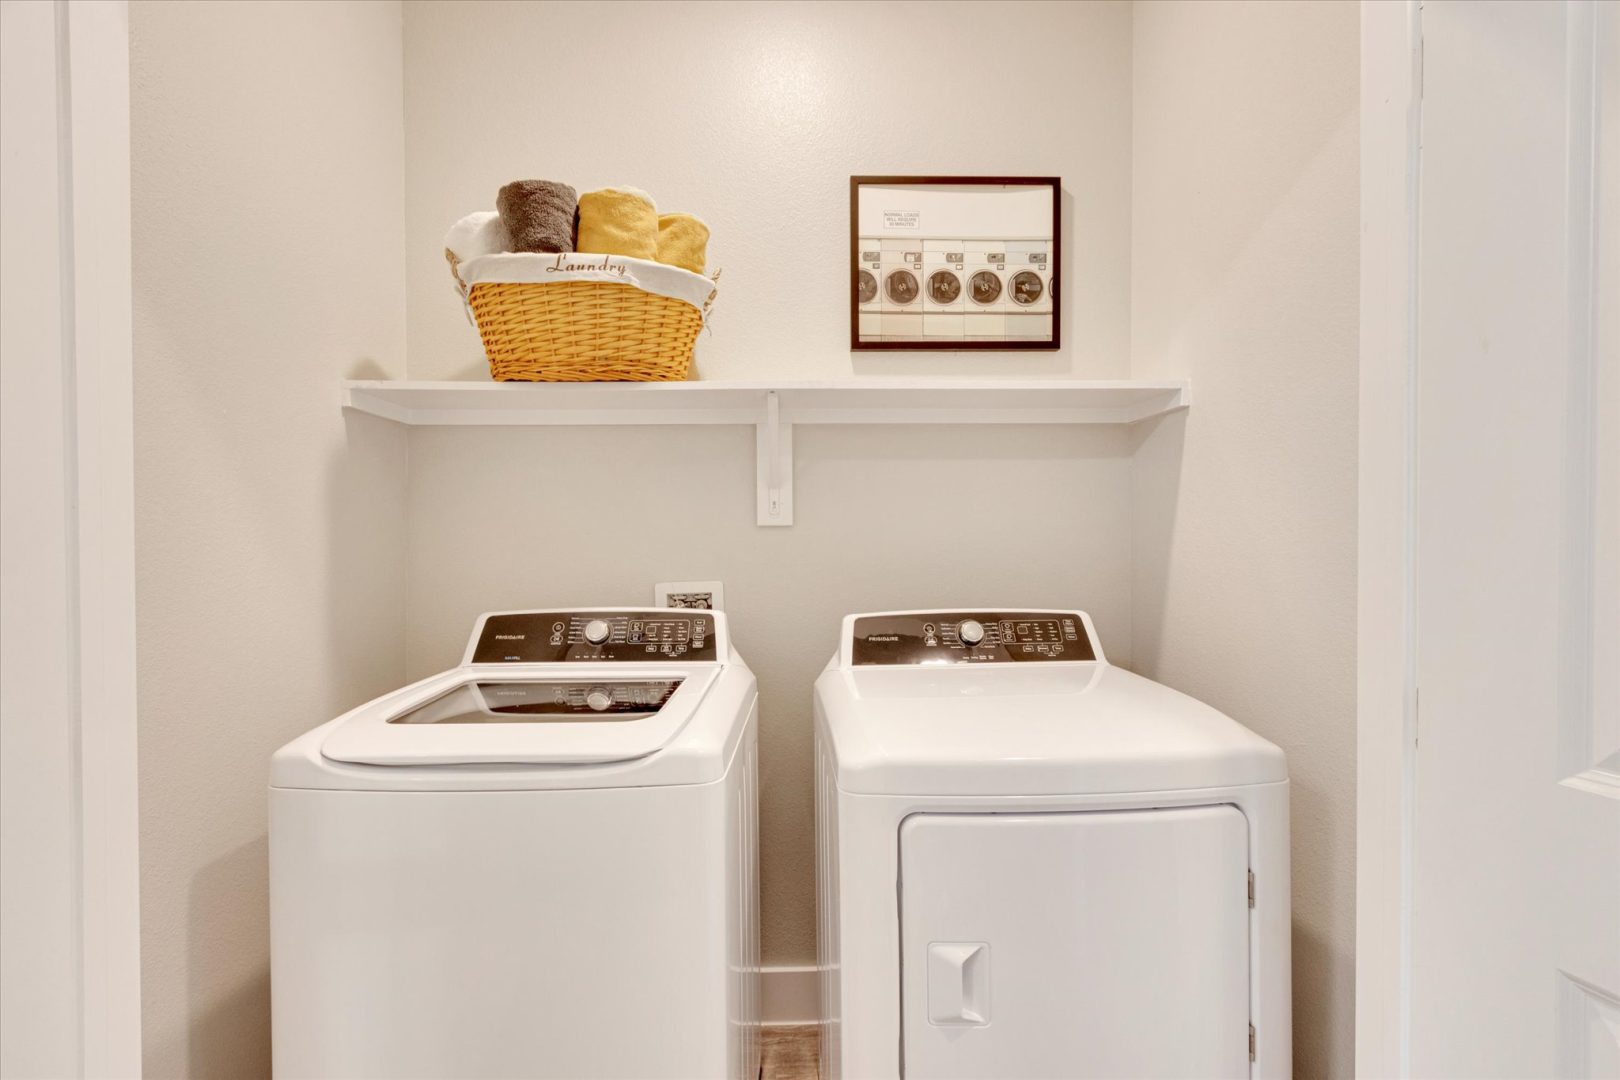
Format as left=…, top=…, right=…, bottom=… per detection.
left=447, top=251, right=717, bottom=382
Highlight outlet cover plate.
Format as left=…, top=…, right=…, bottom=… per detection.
left=655, top=581, right=724, bottom=611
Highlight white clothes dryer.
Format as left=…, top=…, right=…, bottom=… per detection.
left=271, top=608, right=760, bottom=1080
left=815, top=609, right=1289, bottom=1080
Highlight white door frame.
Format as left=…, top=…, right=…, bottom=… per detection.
left=0, top=1, right=142, bottom=1075
left=1356, top=2, right=1421, bottom=1076
left=67, top=3, right=143, bottom=1072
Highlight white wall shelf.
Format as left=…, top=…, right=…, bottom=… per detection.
left=342, top=378, right=1190, bottom=526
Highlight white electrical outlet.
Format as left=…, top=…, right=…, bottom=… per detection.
left=655, top=581, right=725, bottom=611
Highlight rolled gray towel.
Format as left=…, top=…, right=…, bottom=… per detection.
left=496, top=179, right=577, bottom=254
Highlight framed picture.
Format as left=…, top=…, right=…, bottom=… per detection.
left=850, top=175, right=1060, bottom=351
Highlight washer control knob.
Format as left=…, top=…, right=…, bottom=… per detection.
left=583, top=618, right=611, bottom=645
left=957, top=619, right=986, bottom=647
left=585, top=687, right=613, bottom=712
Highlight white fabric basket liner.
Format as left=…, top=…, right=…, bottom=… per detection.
left=456, top=252, right=718, bottom=315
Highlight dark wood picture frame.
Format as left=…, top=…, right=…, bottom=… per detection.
left=850, top=175, right=1061, bottom=352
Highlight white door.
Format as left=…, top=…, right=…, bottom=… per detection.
left=1411, top=2, right=1620, bottom=1075
left=899, top=808, right=1251, bottom=1080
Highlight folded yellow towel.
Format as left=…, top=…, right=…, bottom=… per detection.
left=576, top=187, right=658, bottom=260
left=655, top=213, right=710, bottom=274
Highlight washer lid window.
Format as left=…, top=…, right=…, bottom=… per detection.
left=388, top=678, right=683, bottom=725
left=321, top=666, right=720, bottom=766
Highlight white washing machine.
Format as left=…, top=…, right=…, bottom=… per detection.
left=921, top=242, right=966, bottom=340
left=879, top=240, right=924, bottom=339
left=815, top=609, right=1289, bottom=1080
left=1004, top=242, right=1053, bottom=342
left=1007, top=243, right=1052, bottom=311
left=856, top=239, right=882, bottom=339
left=962, top=245, right=1008, bottom=339
left=271, top=608, right=760, bottom=1080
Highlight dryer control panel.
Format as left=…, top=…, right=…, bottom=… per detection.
left=850, top=611, right=1096, bottom=665
left=470, top=611, right=718, bottom=663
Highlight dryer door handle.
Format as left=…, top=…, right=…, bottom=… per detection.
left=926, top=941, right=989, bottom=1026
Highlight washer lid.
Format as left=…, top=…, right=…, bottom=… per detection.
left=320, top=666, right=720, bottom=766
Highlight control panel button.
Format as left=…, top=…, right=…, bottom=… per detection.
left=958, top=619, right=986, bottom=647
left=585, top=687, right=613, bottom=712
left=583, top=619, right=611, bottom=645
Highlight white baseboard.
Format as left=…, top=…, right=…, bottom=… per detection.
left=761, top=965, right=819, bottom=1025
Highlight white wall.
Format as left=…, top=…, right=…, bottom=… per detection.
left=398, top=0, right=1139, bottom=971
left=130, top=2, right=408, bottom=1075
left=1128, top=2, right=1359, bottom=1076
left=402, top=0, right=1133, bottom=381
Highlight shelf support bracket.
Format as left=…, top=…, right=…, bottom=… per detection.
left=756, top=390, right=794, bottom=526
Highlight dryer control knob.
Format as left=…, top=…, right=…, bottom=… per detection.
left=957, top=619, right=986, bottom=647
left=585, top=687, right=613, bottom=712
left=583, top=619, right=611, bottom=645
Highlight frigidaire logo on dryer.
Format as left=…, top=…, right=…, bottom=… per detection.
left=494, top=633, right=525, bottom=640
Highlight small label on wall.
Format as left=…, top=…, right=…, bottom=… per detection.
left=883, top=210, right=921, bottom=230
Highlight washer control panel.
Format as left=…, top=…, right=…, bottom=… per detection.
left=850, top=611, right=1095, bottom=665
left=470, top=611, right=717, bottom=663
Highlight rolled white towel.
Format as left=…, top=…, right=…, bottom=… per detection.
left=444, top=211, right=511, bottom=263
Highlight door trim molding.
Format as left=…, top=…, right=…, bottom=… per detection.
left=1356, top=1, right=1422, bottom=1076
left=61, top=1, right=142, bottom=1074
left=1557, top=0, right=1619, bottom=798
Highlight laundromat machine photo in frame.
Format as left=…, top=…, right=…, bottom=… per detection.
left=851, top=176, right=1060, bottom=350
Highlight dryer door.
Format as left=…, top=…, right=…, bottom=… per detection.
left=900, top=807, right=1250, bottom=1079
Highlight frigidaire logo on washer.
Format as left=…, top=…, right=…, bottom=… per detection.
left=494, top=633, right=525, bottom=640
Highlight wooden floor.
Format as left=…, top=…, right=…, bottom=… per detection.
left=761, top=1025, right=819, bottom=1080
